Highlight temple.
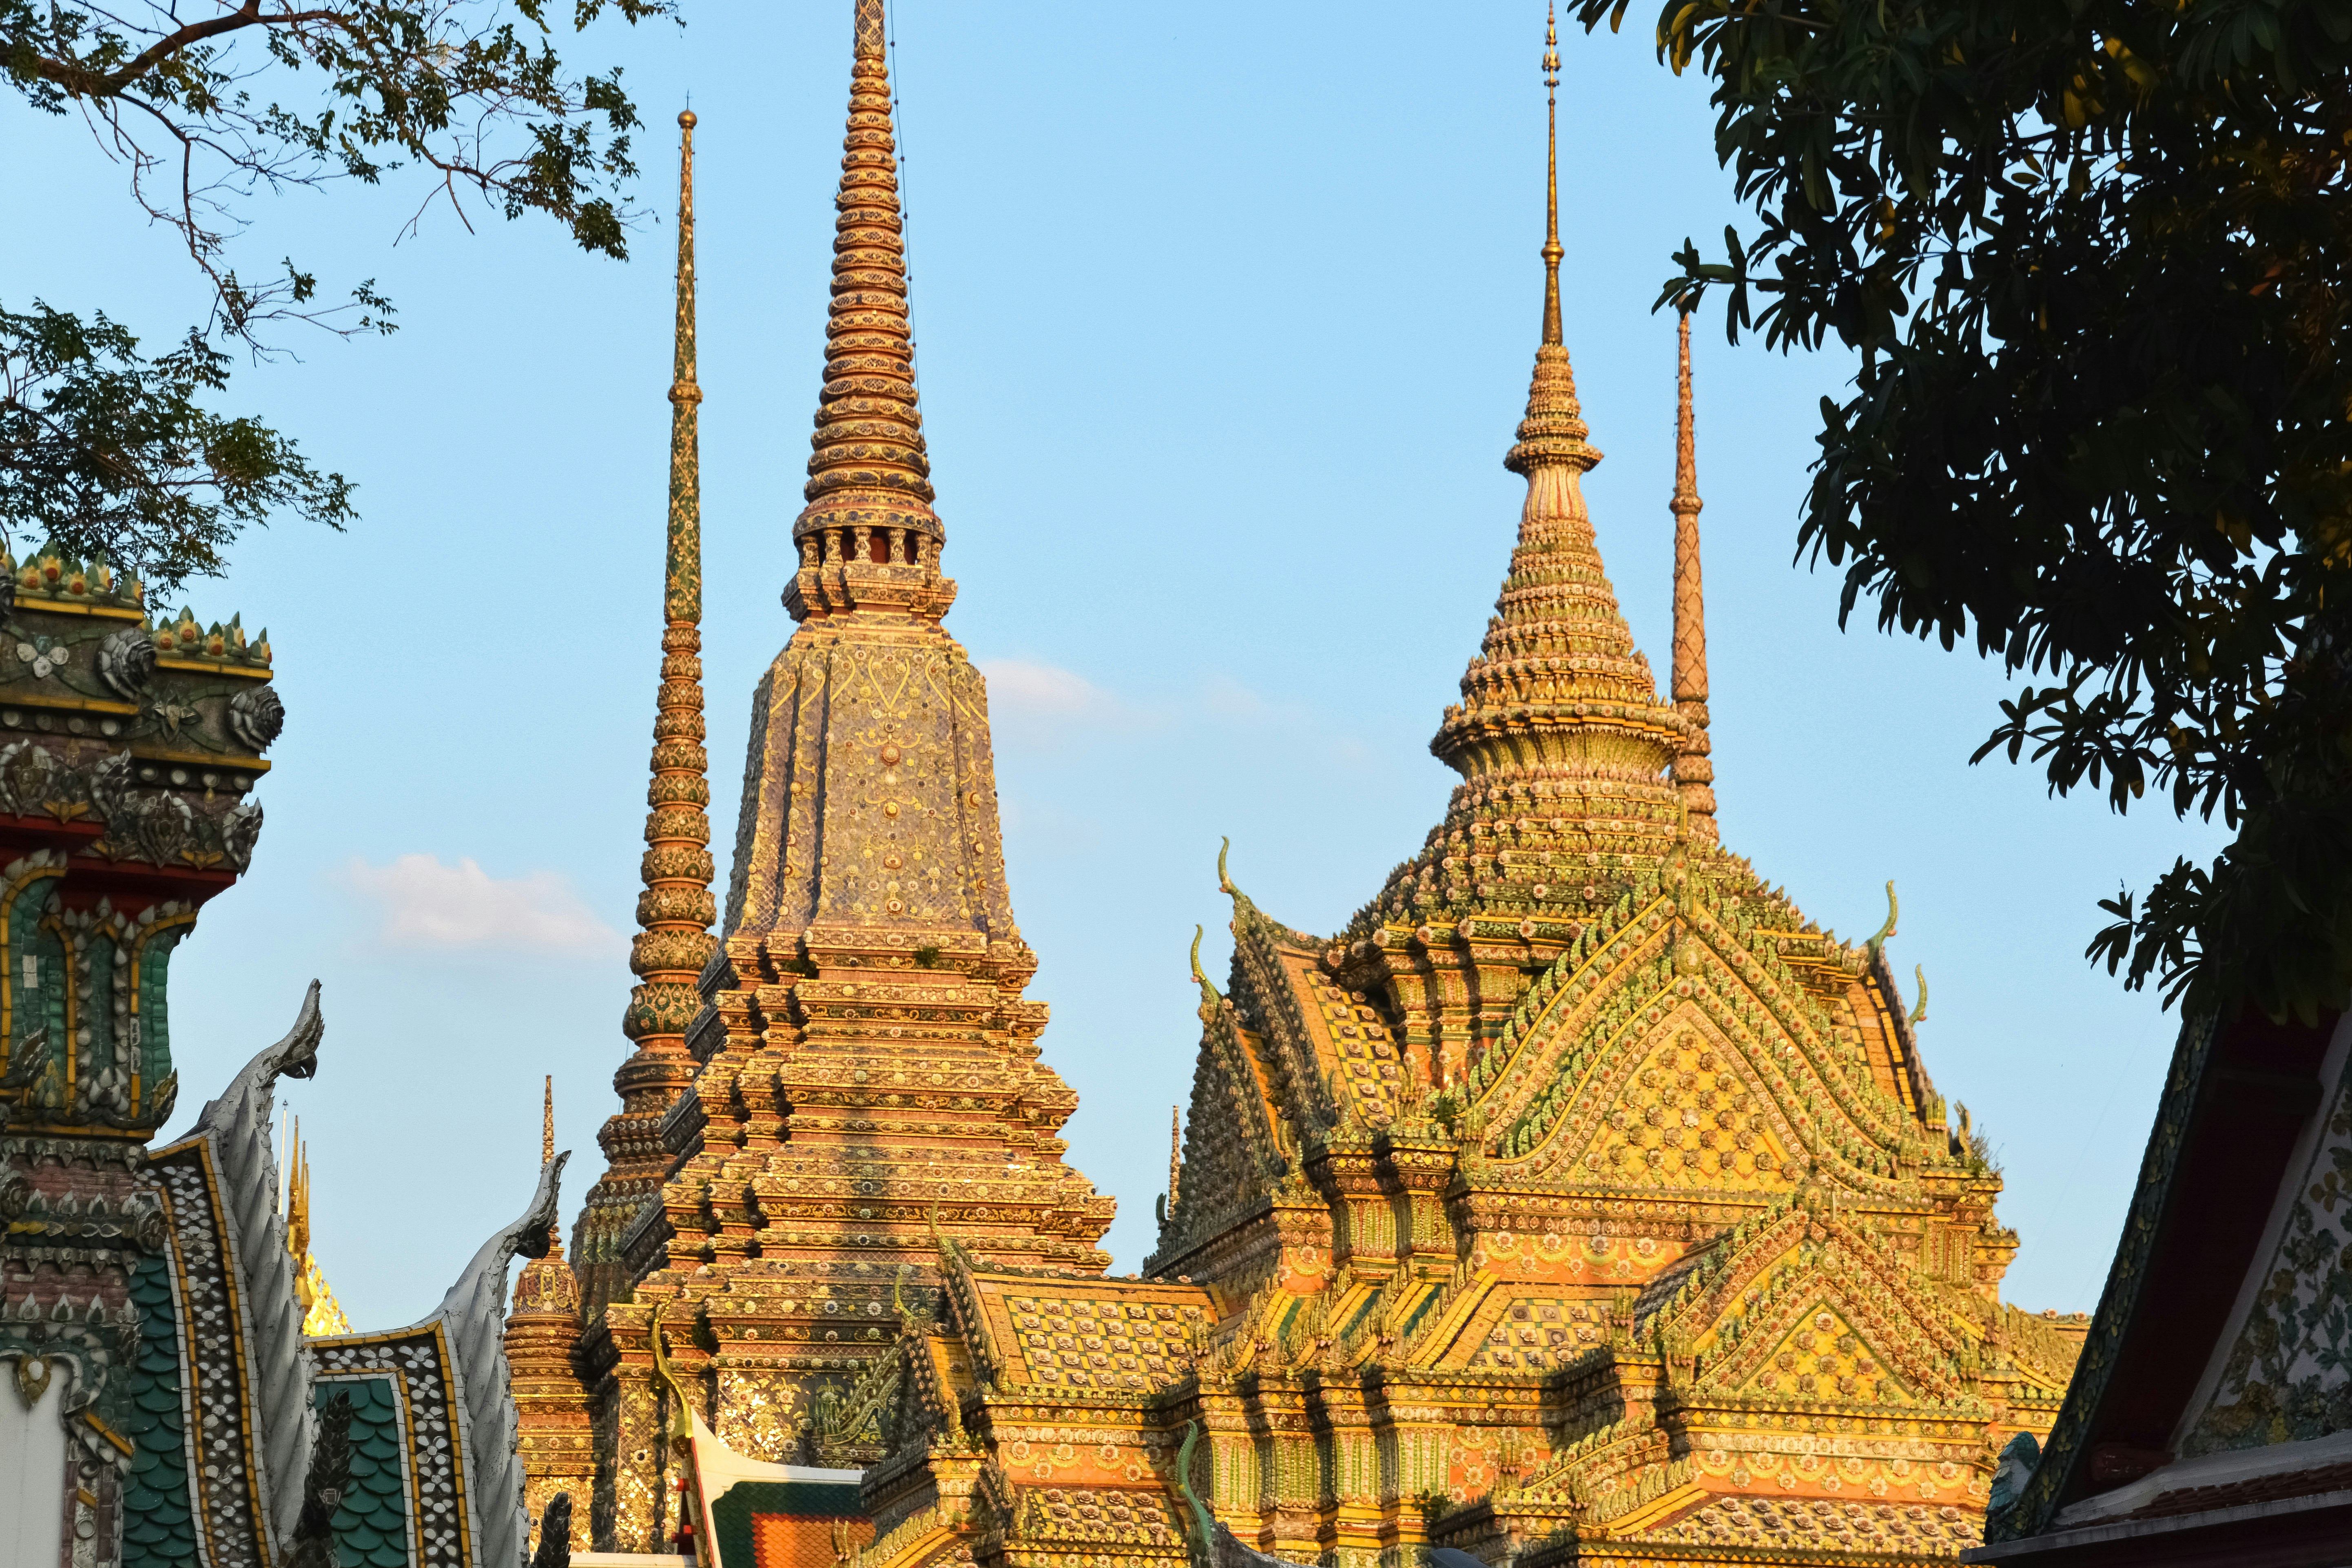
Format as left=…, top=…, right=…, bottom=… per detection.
left=1970, top=1007, right=2351, bottom=1564
left=0, top=551, right=565, bottom=1568
left=544, top=8, right=1113, bottom=1552
left=520, top=7, right=2092, bottom=1568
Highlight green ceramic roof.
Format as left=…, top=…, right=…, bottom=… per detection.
left=121, top=1251, right=196, bottom=1568
left=320, top=1375, right=411, bottom=1568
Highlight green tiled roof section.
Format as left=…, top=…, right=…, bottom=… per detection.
left=122, top=1251, right=196, bottom=1568
left=319, top=1376, right=410, bottom=1568
left=710, top=1480, right=866, bottom=1568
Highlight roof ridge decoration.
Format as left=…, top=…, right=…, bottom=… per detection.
left=1642, top=1197, right=1974, bottom=1403
left=423, top=1146, right=570, bottom=1568
left=186, top=979, right=326, bottom=1549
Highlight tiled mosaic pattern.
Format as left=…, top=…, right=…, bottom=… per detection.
left=1004, top=1293, right=1205, bottom=1391
left=313, top=1329, right=468, bottom=1568
left=152, top=1144, right=268, bottom=1568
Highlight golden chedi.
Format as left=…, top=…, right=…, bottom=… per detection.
left=826, top=14, right=2086, bottom=1568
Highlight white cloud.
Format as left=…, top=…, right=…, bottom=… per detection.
left=982, top=659, right=1120, bottom=720
left=343, top=855, right=620, bottom=955
left=1198, top=672, right=1276, bottom=721
left=980, top=658, right=1141, bottom=752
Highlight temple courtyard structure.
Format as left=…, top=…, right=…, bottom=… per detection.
left=511, top=6, right=2097, bottom=1567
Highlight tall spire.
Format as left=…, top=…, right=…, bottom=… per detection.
left=1670, top=311, right=1717, bottom=841
left=785, top=0, right=953, bottom=623
left=623, top=104, right=717, bottom=1064
left=576, top=108, right=718, bottom=1313
left=1541, top=2, right=1564, bottom=350
left=1426, top=9, right=1685, bottom=853
left=590, top=9, right=1110, bottom=1510
left=539, top=1073, right=564, bottom=1256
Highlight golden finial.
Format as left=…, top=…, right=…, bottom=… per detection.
left=541, top=1074, right=555, bottom=1166
left=1504, top=2, right=1595, bottom=480
left=1673, top=311, right=1700, bottom=525
left=1542, top=1, right=1563, bottom=348
left=667, top=104, right=702, bottom=621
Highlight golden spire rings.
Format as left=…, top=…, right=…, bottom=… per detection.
left=1541, top=1, right=1563, bottom=348
left=621, top=107, right=718, bottom=1054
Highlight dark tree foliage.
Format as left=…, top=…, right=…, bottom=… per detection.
left=0, top=303, right=353, bottom=600
left=1572, top=0, right=2352, bottom=1023
left=1, top=0, right=672, bottom=588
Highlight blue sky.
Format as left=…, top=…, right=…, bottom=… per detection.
left=2, top=1, right=2219, bottom=1326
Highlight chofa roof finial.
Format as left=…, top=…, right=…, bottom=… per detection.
left=1190, top=925, right=1223, bottom=1021
left=1865, top=881, right=1899, bottom=959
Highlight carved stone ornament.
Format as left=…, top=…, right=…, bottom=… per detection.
left=228, top=683, right=285, bottom=753
left=11, top=1351, right=53, bottom=1408
left=97, top=625, right=156, bottom=700
left=0, top=737, right=57, bottom=816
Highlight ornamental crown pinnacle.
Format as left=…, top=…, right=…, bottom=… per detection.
left=1426, top=12, right=1691, bottom=865
left=784, top=0, right=952, bottom=624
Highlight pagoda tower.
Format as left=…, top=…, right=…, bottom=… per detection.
left=569, top=6, right=1114, bottom=1550
left=571, top=100, right=721, bottom=1319
left=744, top=20, right=2086, bottom=1568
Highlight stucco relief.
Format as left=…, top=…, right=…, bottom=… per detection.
left=2183, top=1043, right=2352, bottom=1454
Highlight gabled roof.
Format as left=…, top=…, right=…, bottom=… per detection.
left=123, top=983, right=567, bottom=1568
left=1980, top=1007, right=2351, bottom=1557
left=941, top=1254, right=1213, bottom=1398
